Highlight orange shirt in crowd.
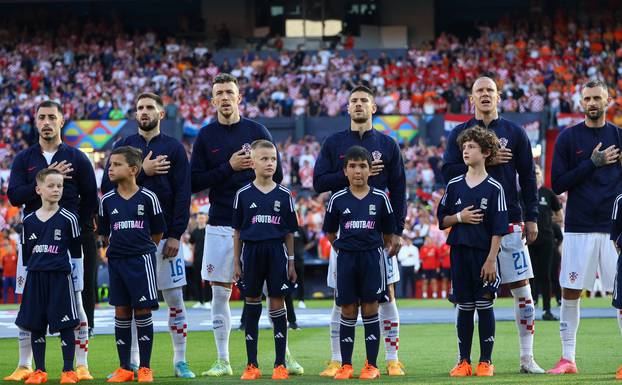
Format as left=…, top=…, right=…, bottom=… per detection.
left=420, top=245, right=439, bottom=270
left=2, top=252, right=17, bottom=277
left=438, top=243, right=451, bottom=269
left=318, top=235, right=332, bottom=259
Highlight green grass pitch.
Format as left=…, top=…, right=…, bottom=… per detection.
left=1, top=316, right=621, bottom=384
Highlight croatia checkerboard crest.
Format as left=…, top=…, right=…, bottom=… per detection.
left=372, top=150, right=382, bottom=161
left=242, top=143, right=252, bottom=155
left=499, top=137, right=508, bottom=148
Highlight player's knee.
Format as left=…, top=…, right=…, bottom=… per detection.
left=361, top=301, right=379, bottom=316
left=268, top=296, right=284, bottom=310
left=133, top=307, right=152, bottom=317
left=245, top=296, right=262, bottom=303
left=115, top=306, right=132, bottom=318
left=341, top=304, right=358, bottom=318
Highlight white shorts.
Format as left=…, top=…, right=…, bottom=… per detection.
left=327, top=247, right=400, bottom=289
left=202, top=225, right=234, bottom=283
left=156, top=239, right=187, bottom=290
left=71, top=258, right=84, bottom=292
left=15, top=245, right=27, bottom=295
left=498, top=231, right=534, bottom=284
left=560, top=232, right=617, bottom=291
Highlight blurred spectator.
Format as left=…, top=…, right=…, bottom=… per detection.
left=1, top=238, right=17, bottom=303
left=397, top=236, right=420, bottom=298
left=419, top=236, right=439, bottom=299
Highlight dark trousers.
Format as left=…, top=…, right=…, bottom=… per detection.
left=81, top=225, right=98, bottom=328
left=400, top=266, right=416, bottom=298
left=190, top=262, right=211, bottom=303
left=528, top=237, right=554, bottom=312
left=551, top=249, right=562, bottom=304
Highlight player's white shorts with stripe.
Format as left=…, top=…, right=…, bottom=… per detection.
left=560, top=232, right=617, bottom=291
left=156, top=239, right=187, bottom=290
left=202, top=225, right=235, bottom=283
left=327, top=247, right=400, bottom=289
left=71, top=257, right=84, bottom=292
left=498, top=231, right=534, bottom=284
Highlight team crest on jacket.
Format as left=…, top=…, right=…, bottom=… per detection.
left=138, top=204, right=144, bottom=216
left=369, top=204, right=376, bottom=215
left=242, top=143, right=252, bottom=155
left=274, top=200, right=281, bottom=212
left=499, top=137, right=508, bottom=148
left=372, top=151, right=382, bottom=161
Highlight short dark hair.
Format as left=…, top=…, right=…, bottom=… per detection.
left=350, top=85, right=374, bottom=98
left=35, top=168, right=63, bottom=184
left=213, top=73, right=238, bottom=86
left=582, top=80, right=608, bottom=93
left=251, top=139, right=276, bottom=151
left=343, top=145, right=372, bottom=167
left=137, top=92, right=163, bottom=108
left=110, top=146, right=143, bottom=169
left=457, top=126, right=500, bottom=166
left=36, top=100, right=63, bottom=115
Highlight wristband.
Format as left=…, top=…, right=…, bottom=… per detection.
left=288, top=255, right=295, bottom=261
left=456, top=212, right=462, bottom=223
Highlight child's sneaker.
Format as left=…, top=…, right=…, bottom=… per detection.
left=137, top=367, right=153, bottom=382
left=475, top=361, right=495, bottom=376
left=616, top=365, right=622, bottom=380
left=271, top=365, right=289, bottom=380
left=60, top=371, right=78, bottom=384
left=449, top=360, right=472, bottom=377
left=359, top=361, right=380, bottom=380
left=546, top=358, right=578, bottom=374
left=25, top=370, right=48, bottom=384
left=386, top=360, right=405, bottom=376
left=320, top=361, right=342, bottom=377
left=76, top=365, right=94, bottom=380
left=107, top=368, right=135, bottom=383
left=241, top=364, right=261, bottom=380
left=4, top=366, right=33, bottom=381
left=333, top=364, right=354, bottom=380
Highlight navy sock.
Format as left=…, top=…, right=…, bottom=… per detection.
left=362, top=313, right=380, bottom=368
left=135, top=313, right=154, bottom=368
left=114, top=317, right=132, bottom=369
left=339, top=316, right=357, bottom=365
left=31, top=329, right=46, bottom=372
left=456, top=303, right=475, bottom=363
left=476, top=302, right=495, bottom=363
left=269, top=307, right=287, bottom=367
left=245, top=300, right=262, bottom=366
left=60, top=328, right=75, bottom=372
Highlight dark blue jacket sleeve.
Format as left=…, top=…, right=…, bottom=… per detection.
left=490, top=186, right=509, bottom=236
left=313, top=137, right=348, bottom=193
left=75, top=150, right=99, bottom=226
left=168, top=143, right=191, bottom=240
left=514, top=127, right=538, bottom=222
left=611, top=195, right=622, bottom=247
left=441, top=127, right=468, bottom=183
left=322, top=200, right=339, bottom=234
left=381, top=194, right=397, bottom=235
left=190, top=129, right=235, bottom=193
left=149, top=196, right=167, bottom=236
left=98, top=199, right=110, bottom=237
left=7, top=152, right=38, bottom=207
left=387, top=140, right=406, bottom=234
left=436, top=187, right=453, bottom=230
left=551, top=131, right=596, bottom=195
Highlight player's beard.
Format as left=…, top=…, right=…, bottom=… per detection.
left=138, top=118, right=158, bottom=131
left=586, top=107, right=604, bottom=121
left=352, top=115, right=370, bottom=124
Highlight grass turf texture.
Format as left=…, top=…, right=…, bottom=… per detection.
left=1, top=318, right=620, bottom=384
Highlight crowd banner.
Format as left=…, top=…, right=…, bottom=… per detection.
left=556, top=113, right=584, bottom=130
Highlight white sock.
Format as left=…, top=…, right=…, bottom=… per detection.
left=73, top=291, right=89, bottom=367
left=330, top=304, right=342, bottom=362
left=211, top=286, right=231, bottom=362
left=618, top=309, right=622, bottom=336
left=511, top=285, right=535, bottom=359
left=379, top=300, right=400, bottom=361
left=130, top=320, right=139, bottom=367
left=560, top=298, right=580, bottom=362
left=18, top=329, right=32, bottom=368
left=162, top=287, right=188, bottom=364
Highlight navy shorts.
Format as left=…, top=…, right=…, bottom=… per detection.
left=16, top=271, right=80, bottom=333
left=439, top=268, right=451, bottom=279
left=336, top=248, right=385, bottom=306
left=613, top=253, right=622, bottom=309
left=449, top=245, right=499, bottom=304
left=420, top=269, right=438, bottom=280
left=241, top=240, right=292, bottom=298
left=108, top=253, right=159, bottom=309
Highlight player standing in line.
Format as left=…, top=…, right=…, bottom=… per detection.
left=313, top=85, right=406, bottom=377
left=442, top=77, right=543, bottom=374
left=6, top=100, right=97, bottom=382
left=323, top=145, right=396, bottom=380
left=15, top=169, right=82, bottom=384
left=100, top=147, right=166, bottom=383
left=101, top=93, right=195, bottom=378
left=232, top=140, right=298, bottom=380
left=190, top=73, right=303, bottom=377
left=438, top=126, right=507, bottom=377
left=548, top=80, right=622, bottom=374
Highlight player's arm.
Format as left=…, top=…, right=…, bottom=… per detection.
left=326, top=232, right=337, bottom=246
left=313, top=138, right=348, bottom=193
left=233, top=229, right=242, bottom=281
left=610, top=195, right=622, bottom=254
left=322, top=195, right=340, bottom=249
left=75, top=151, right=99, bottom=228
left=515, top=128, right=538, bottom=223
left=148, top=195, right=167, bottom=248
left=97, top=199, right=110, bottom=247
left=151, top=233, right=163, bottom=244
left=285, top=232, right=296, bottom=282
left=441, top=128, right=468, bottom=183
left=387, top=141, right=407, bottom=234
left=163, top=144, right=192, bottom=257
left=7, top=152, right=39, bottom=207
left=190, top=129, right=235, bottom=193
left=482, top=184, right=509, bottom=282
left=67, top=211, right=82, bottom=258
left=20, top=222, right=33, bottom=266
left=551, top=131, right=598, bottom=194
left=481, top=235, right=502, bottom=283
